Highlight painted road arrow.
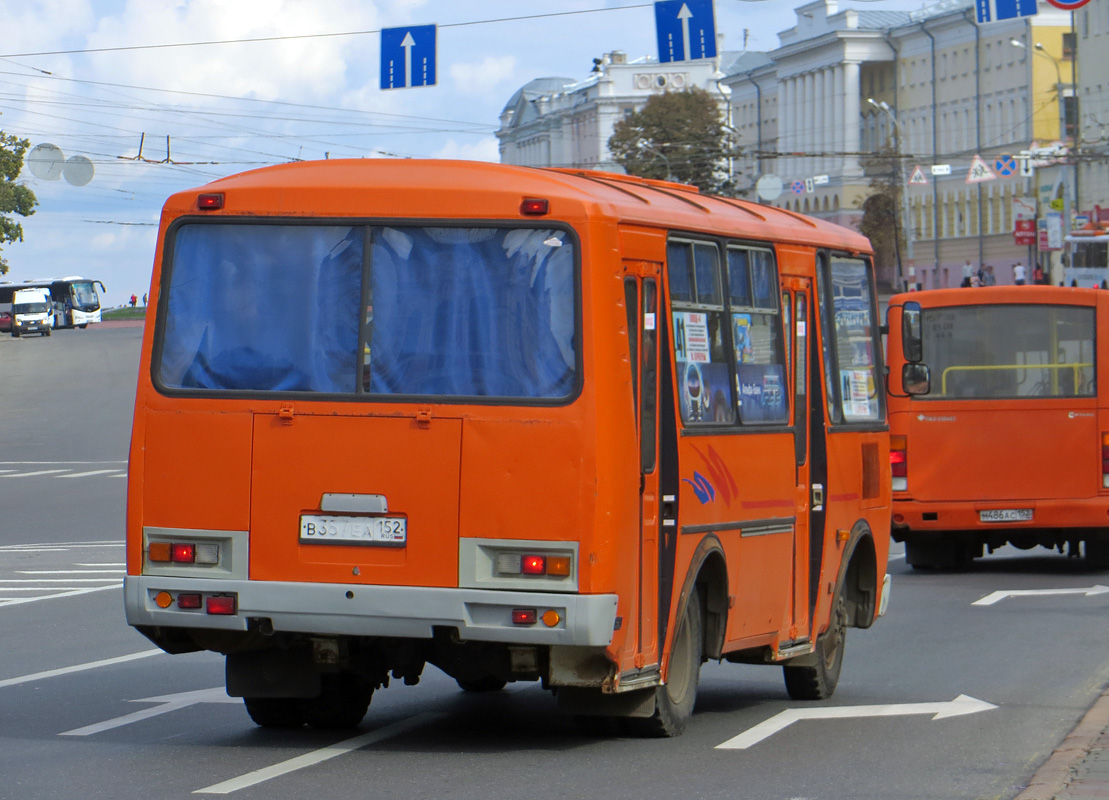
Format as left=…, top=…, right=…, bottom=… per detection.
left=973, top=585, right=1109, bottom=606
left=716, top=694, right=997, bottom=750
left=60, top=687, right=238, bottom=736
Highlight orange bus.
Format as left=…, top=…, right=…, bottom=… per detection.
left=125, top=160, right=891, bottom=736
left=886, top=285, right=1109, bottom=569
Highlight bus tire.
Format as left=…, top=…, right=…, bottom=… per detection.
left=44, top=328, right=51, bottom=337
left=78, top=324, right=87, bottom=329
left=626, top=589, right=702, bottom=738
left=456, top=676, right=507, bottom=693
left=243, top=697, right=304, bottom=728
left=784, top=585, right=847, bottom=701
left=301, top=673, right=373, bottom=730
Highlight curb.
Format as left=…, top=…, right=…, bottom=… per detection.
left=1014, top=688, right=1109, bottom=800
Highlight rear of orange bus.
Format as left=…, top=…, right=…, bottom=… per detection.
left=886, top=286, right=1109, bottom=568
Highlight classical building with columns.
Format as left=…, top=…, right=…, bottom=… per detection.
left=497, top=0, right=1074, bottom=290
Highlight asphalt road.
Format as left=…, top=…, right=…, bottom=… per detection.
left=1, top=324, right=1107, bottom=800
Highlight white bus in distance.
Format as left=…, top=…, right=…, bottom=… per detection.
left=0, top=277, right=106, bottom=330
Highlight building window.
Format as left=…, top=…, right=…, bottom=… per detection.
left=1063, top=32, right=1075, bottom=60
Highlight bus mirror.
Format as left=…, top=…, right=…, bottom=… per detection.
left=902, top=302, right=923, bottom=363
left=902, top=363, right=930, bottom=396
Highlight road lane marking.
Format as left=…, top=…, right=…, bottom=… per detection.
left=0, top=649, right=162, bottom=689
left=716, top=695, right=997, bottom=749
left=57, top=470, right=123, bottom=478
left=17, top=570, right=124, bottom=574
left=973, top=585, right=1109, bottom=606
left=194, top=712, right=445, bottom=794
left=0, top=578, right=123, bottom=582
left=0, top=584, right=121, bottom=607
left=3, top=469, right=70, bottom=478
left=62, top=687, right=239, bottom=736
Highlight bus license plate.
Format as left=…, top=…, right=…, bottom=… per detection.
left=299, top=514, right=407, bottom=546
left=979, top=509, right=1033, bottom=523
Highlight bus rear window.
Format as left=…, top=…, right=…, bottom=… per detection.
left=921, top=304, right=1095, bottom=399
left=157, top=223, right=577, bottom=400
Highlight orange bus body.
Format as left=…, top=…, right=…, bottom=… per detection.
left=887, top=286, right=1109, bottom=568
left=125, top=160, right=890, bottom=735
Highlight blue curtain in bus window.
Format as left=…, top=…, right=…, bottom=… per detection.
left=751, top=251, right=777, bottom=309
left=727, top=249, right=751, bottom=307
left=694, top=244, right=722, bottom=304
left=159, top=224, right=362, bottom=392
left=365, top=227, right=575, bottom=398
left=667, top=243, right=694, bottom=304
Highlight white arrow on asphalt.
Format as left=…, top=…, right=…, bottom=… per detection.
left=678, top=4, right=693, bottom=61
left=972, top=585, right=1109, bottom=606
left=716, top=694, right=997, bottom=750
left=401, top=32, right=416, bottom=88
left=60, top=687, right=238, bottom=736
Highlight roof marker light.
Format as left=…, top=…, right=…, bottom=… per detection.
left=197, top=193, right=224, bottom=210
left=521, top=198, right=549, bottom=216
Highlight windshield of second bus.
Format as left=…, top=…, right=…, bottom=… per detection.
left=920, top=304, right=1095, bottom=399
left=70, top=281, right=101, bottom=310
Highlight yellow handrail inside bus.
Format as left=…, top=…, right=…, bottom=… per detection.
left=940, top=362, right=1093, bottom=395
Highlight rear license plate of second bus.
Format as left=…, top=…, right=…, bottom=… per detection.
left=299, top=515, right=407, bottom=546
left=979, top=509, right=1033, bottom=523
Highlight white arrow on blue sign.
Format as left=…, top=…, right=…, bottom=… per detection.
left=655, top=0, right=717, bottom=64
left=381, top=25, right=436, bottom=90
left=975, top=0, right=1038, bottom=24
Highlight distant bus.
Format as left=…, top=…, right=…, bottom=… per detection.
left=1065, top=226, right=1109, bottom=288
left=0, top=277, right=106, bottom=329
left=886, top=285, right=1108, bottom=569
left=125, top=159, right=891, bottom=736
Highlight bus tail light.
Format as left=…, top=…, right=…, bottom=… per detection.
left=206, top=595, right=237, bottom=615
left=511, top=609, right=537, bottom=625
left=148, top=540, right=220, bottom=565
left=495, top=550, right=572, bottom=577
left=1102, top=433, right=1109, bottom=488
left=890, top=435, right=908, bottom=492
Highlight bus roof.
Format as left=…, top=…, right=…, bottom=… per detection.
left=890, top=285, right=1104, bottom=306
left=161, top=159, right=873, bottom=254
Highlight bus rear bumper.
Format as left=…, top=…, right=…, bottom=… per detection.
left=891, top=496, right=1109, bottom=537
left=124, top=575, right=618, bottom=648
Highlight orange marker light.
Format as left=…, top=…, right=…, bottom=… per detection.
left=155, top=591, right=173, bottom=608
left=149, top=542, right=172, bottom=562
left=546, top=556, right=571, bottom=577
left=541, top=609, right=561, bottom=627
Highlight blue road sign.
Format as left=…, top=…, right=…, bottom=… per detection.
left=975, top=0, right=1037, bottom=24
left=381, top=24, right=436, bottom=90
left=790, top=180, right=805, bottom=195
left=655, top=0, right=717, bottom=63
left=995, top=154, right=1018, bottom=177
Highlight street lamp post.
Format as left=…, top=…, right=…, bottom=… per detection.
left=868, top=98, right=908, bottom=291
left=638, top=141, right=673, bottom=182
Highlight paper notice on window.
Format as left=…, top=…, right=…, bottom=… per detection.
left=843, top=369, right=872, bottom=417
left=675, top=311, right=711, bottom=364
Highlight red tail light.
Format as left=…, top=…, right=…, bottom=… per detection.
left=890, top=435, right=907, bottom=491
left=170, top=543, right=196, bottom=563
left=1102, top=433, right=1109, bottom=488
left=206, top=595, right=237, bottom=615
left=511, top=609, right=537, bottom=625
left=521, top=555, right=546, bottom=575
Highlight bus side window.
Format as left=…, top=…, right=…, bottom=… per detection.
left=667, top=240, right=735, bottom=425
left=819, top=254, right=883, bottom=424
left=727, top=247, right=788, bottom=425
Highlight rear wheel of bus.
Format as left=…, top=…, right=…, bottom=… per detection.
left=627, top=589, right=703, bottom=738
left=783, top=583, right=847, bottom=700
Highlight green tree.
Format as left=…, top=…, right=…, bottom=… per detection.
left=608, top=87, right=737, bottom=194
left=858, top=142, right=903, bottom=287
left=0, top=132, right=38, bottom=275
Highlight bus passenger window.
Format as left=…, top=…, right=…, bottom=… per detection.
left=825, top=257, right=882, bottom=423
left=727, top=247, right=788, bottom=425
left=668, top=240, right=734, bottom=425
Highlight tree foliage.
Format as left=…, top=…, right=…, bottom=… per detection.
left=858, top=142, right=903, bottom=281
left=608, top=87, right=737, bottom=195
left=0, top=132, right=38, bottom=275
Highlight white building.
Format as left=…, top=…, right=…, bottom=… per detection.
left=498, top=0, right=1075, bottom=290
left=497, top=49, right=750, bottom=170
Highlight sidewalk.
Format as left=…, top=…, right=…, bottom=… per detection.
left=1015, top=687, right=1109, bottom=799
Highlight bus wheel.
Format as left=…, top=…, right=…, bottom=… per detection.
left=456, top=676, right=507, bottom=692
left=626, top=590, right=702, bottom=738
left=44, top=328, right=51, bottom=337
left=243, top=697, right=304, bottom=728
left=301, top=673, right=373, bottom=730
left=78, top=324, right=87, bottom=329
left=784, top=585, right=847, bottom=701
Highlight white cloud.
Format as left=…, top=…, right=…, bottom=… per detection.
left=448, top=55, right=517, bottom=98
left=430, top=136, right=499, bottom=163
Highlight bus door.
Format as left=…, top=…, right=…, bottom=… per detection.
left=624, top=262, right=661, bottom=669
left=784, top=279, right=817, bottom=637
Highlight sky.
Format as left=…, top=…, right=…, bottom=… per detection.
left=0, top=0, right=934, bottom=308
